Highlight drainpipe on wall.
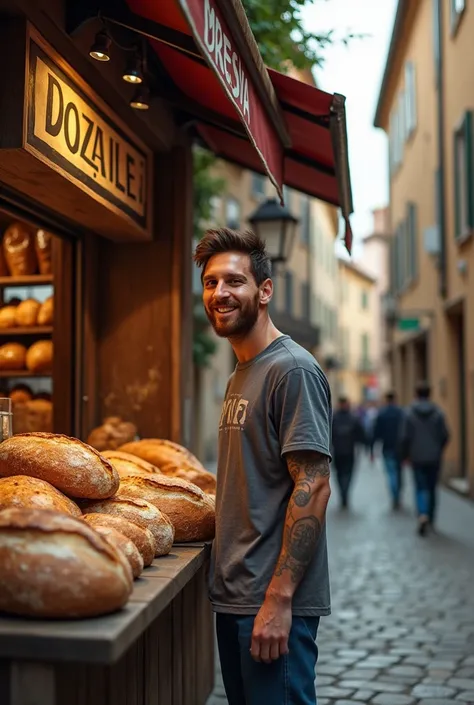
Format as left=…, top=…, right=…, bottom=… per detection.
left=435, top=0, right=448, bottom=298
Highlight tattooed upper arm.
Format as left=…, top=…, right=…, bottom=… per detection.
left=286, top=450, right=330, bottom=483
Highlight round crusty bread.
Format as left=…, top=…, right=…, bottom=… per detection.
left=0, top=476, right=82, bottom=518
left=0, top=507, right=132, bottom=618
left=90, top=524, right=143, bottom=579
left=117, top=441, right=216, bottom=494
left=83, top=513, right=155, bottom=566
left=101, top=450, right=162, bottom=478
left=0, top=433, right=119, bottom=500
left=81, top=496, right=174, bottom=557
left=119, top=439, right=206, bottom=471
left=117, top=474, right=215, bottom=543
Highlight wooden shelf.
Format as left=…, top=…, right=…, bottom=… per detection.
left=0, top=370, right=51, bottom=378
left=0, top=326, right=53, bottom=336
left=0, top=275, right=53, bottom=287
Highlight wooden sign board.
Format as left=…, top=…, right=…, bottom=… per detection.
left=0, top=23, right=153, bottom=242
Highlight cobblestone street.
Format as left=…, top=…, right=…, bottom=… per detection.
left=207, top=455, right=474, bottom=705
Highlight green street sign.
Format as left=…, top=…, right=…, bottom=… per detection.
left=398, top=317, right=420, bottom=331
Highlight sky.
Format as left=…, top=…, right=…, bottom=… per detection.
left=301, top=0, right=398, bottom=254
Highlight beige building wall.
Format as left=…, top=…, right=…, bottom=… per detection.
left=336, top=260, right=377, bottom=405
left=375, top=0, right=474, bottom=496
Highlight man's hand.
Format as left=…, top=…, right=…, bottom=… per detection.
left=250, top=593, right=292, bottom=663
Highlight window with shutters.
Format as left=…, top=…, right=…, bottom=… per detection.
left=226, top=198, right=241, bottom=229
left=284, top=270, right=294, bottom=315
left=251, top=173, right=265, bottom=200
left=454, top=111, right=473, bottom=241
left=405, top=62, right=417, bottom=137
left=407, top=202, right=418, bottom=282
left=300, top=197, right=311, bottom=245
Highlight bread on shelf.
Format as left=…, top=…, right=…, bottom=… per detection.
left=0, top=433, right=120, bottom=499
left=0, top=342, right=27, bottom=370
left=83, top=512, right=156, bottom=566
left=15, top=299, right=40, bottom=327
left=0, top=507, right=133, bottom=618
left=26, top=340, right=53, bottom=373
left=0, top=306, right=17, bottom=329
left=87, top=417, right=137, bottom=452
left=90, top=524, right=144, bottom=579
left=34, top=230, right=52, bottom=275
left=3, top=222, right=37, bottom=276
left=37, top=296, right=53, bottom=326
left=117, top=474, right=215, bottom=543
left=0, top=475, right=82, bottom=517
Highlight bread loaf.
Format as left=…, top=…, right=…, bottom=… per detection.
left=3, top=222, right=37, bottom=276
left=34, top=230, right=52, bottom=275
left=87, top=417, right=137, bottom=452
left=0, top=507, right=132, bottom=618
left=118, top=439, right=216, bottom=494
left=15, top=299, right=40, bottom=327
left=119, top=439, right=206, bottom=471
left=0, top=476, right=82, bottom=517
left=37, top=296, right=53, bottom=326
left=13, top=399, right=53, bottom=434
left=0, top=343, right=26, bottom=370
left=26, top=340, right=53, bottom=373
left=83, top=513, right=155, bottom=566
left=9, top=384, right=33, bottom=405
left=82, top=496, right=174, bottom=556
left=0, top=433, right=119, bottom=499
left=117, top=474, right=215, bottom=542
left=0, top=306, right=17, bottom=329
left=90, top=524, right=143, bottom=579
left=102, top=450, right=162, bottom=478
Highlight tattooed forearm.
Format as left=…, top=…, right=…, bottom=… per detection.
left=275, top=515, right=322, bottom=584
left=287, top=450, right=330, bottom=482
left=267, top=450, right=331, bottom=595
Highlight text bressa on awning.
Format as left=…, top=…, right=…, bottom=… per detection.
left=202, top=0, right=250, bottom=123
left=26, top=42, right=148, bottom=229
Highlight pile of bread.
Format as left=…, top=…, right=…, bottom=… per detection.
left=0, top=221, right=52, bottom=277
left=87, top=420, right=216, bottom=495
left=7, top=385, right=53, bottom=434
left=0, top=339, right=53, bottom=373
left=0, top=296, right=53, bottom=330
left=0, top=432, right=215, bottom=620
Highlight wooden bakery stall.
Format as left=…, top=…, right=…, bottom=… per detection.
left=0, top=0, right=353, bottom=703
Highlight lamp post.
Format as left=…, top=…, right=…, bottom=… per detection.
left=248, top=197, right=298, bottom=264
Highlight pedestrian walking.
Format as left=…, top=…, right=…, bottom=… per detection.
left=331, top=397, right=366, bottom=509
left=193, top=228, right=332, bottom=705
left=399, top=381, right=450, bottom=536
left=372, top=391, right=405, bottom=509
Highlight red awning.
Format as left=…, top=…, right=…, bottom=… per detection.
left=120, top=0, right=353, bottom=250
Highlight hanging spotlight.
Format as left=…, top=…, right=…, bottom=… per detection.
left=130, top=85, right=150, bottom=110
left=89, top=30, right=111, bottom=62
left=123, top=50, right=143, bottom=84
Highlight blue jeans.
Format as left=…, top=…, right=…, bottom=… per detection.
left=413, top=463, right=440, bottom=521
left=216, top=613, right=320, bottom=705
left=383, top=451, right=402, bottom=504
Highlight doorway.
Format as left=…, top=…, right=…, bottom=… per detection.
left=448, top=304, right=467, bottom=478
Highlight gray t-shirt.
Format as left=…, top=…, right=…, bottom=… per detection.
left=209, top=335, right=332, bottom=617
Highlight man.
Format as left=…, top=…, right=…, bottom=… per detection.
left=331, top=397, right=366, bottom=509
left=194, top=228, right=332, bottom=705
left=372, top=391, right=405, bottom=509
left=399, top=381, right=450, bottom=536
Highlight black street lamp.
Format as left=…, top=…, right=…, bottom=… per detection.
left=248, top=197, right=298, bottom=264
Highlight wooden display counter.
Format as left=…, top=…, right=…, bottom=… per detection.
left=0, top=545, right=214, bottom=705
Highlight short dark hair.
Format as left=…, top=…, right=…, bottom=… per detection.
left=416, top=381, right=431, bottom=399
left=386, top=391, right=396, bottom=403
left=193, top=228, right=272, bottom=285
left=338, top=396, right=349, bottom=405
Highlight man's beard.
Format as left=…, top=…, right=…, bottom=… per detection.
left=206, top=293, right=260, bottom=339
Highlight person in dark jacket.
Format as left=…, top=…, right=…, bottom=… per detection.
left=332, top=397, right=366, bottom=509
left=372, top=391, right=405, bottom=510
left=399, top=381, right=450, bottom=535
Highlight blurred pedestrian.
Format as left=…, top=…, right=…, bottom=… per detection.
left=372, top=391, right=405, bottom=510
left=399, top=381, right=450, bottom=536
left=332, top=397, right=366, bottom=509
